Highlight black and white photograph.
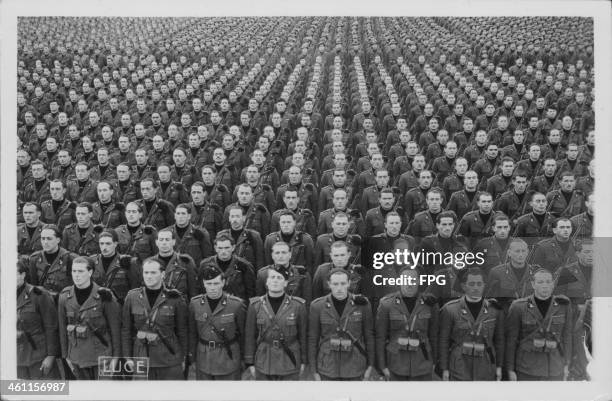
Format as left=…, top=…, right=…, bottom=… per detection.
left=2, top=0, right=611, bottom=400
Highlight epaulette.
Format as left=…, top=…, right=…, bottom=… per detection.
left=98, top=287, right=113, bottom=302
left=311, top=296, right=327, bottom=305
left=60, top=287, right=71, bottom=294
left=352, top=294, right=368, bottom=305
left=348, top=235, right=362, bottom=246
left=300, top=208, right=313, bottom=216
left=115, top=202, right=125, bottom=212
left=441, top=298, right=461, bottom=309
left=143, top=225, right=155, bottom=235
left=262, top=184, right=272, bottom=191
left=422, top=293, right=438, bottom=306
left=165, top=288, right=182, bottom=299
left=175, top=183, right=185, bottom=191
left=351, top=264, right=365, bottom=274
left=294, top=265, right=307, bottom=274
left=119, top=255, right=132, bottom=269
left=226, top=294, right=244, bottom=304
left=191, top=294, right=205, bottom=302
left=249, top=296, right=263, bottom=305
left=487, top=298, right=502, bottom=309
left=554, top=294, right=570, bottom=305
left=349, top=209, right=361, bottom=218
left=93, top=224, right=104, bottom=234
left=304, top=183, right=315, bottom=192
left=290, top=295, right=306, bottom=304
left=178, top=254, right=194, bottom=264
left=66, top=223, right=77, bottom=230
left=193, top=228, right=205, bottom=240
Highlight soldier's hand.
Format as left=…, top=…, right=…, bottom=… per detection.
left=382, top=368, right=391, bottom=381
left=181, top=362, right=185, bottom=371
left=508, top=370, right=518, bottom=381
left=496, top=367, right=502, bottom=381
left=363, top=366, right=373, bottom=381
left=442, top=369, right=450, bottom=381
left=313, top=372, right=321, bottom=381
left=40, top=356, right=55, bottom=375
left=299, top=364, right=305, bottom=376
left=248, top=365, right=256, bottom=377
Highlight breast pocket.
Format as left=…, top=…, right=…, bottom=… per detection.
left=158, top=305, right=175, bottom=327
left=550, top=314, right=566, bottom=333
left=389, top=311, right=405, bottom=331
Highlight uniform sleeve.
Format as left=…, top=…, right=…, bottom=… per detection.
left=234, top=300, right=248, bottom=358
left=187, top=302, right=197, bottom=361
left=303, top=235, right=315, bottom=276
left=504, top=302, right=521, bottom=372
left=186, top=259, right=198, bottom=301
left=374, top=301, right=389, bottom=371
left=302, top=273, right=313, bottom=307
left=298, top=302, right=308, bottom=365
left=38, top=291, right=60, bottom=357
left=242, top=262, right=256, bottom=300
left=313, top=238, right=324, bottom=269
left=243, top=303, right=257, bottom=365
left=311, top=267, right=325, bottom=300
left=57, top=295, right=68, bottom=359
left=562, top=305, right=573, bottom=367
left=362, top=301, right=375, bottom=367
left=174, top=298, right=189, bottom=357
left=252, top=232, right=264, bottom=271
left=104, top=296, right=123, bottom=358
left=255, top=270, right=266, bottom=296
left=429, top=304, right=440, bottom=365
left=121, top=297, right=133, bottom=359
left=438, top=306, right=453, bottom=371
left=307, top=302, right=321, bottom=374
left=493, top=308, right=505, bottom=368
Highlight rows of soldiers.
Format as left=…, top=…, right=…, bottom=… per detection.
left=16, top=16, right=594, bottom=381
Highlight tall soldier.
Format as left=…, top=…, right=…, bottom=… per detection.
left=18, top=202, right=44, bottom=256
left=90, top=229, right=142, bottom=304
left=17, top=259, right=60, bottom=379
left=166, top=204, right=213, bottom=267
left=199, top=234, right=256, bottom=302
left=486, top=238, right=537, bottom=313
left=217, top=205, right=265, bottom=270
left=122, top=257, right=188, bottom=380
left=41, top=180, right=76, bottom=231
left=312, top=241, right=365, bottom=300
left=308, top=268, right=375, bottom=381
left=376, top=268, right=439, bottom=381
left=57, top=257, right=121, bottom=379
left=135, top=178, right=175, bottom=230
left=244, top=267, right=308, bottom=380
left=256, top=242, right=312, bottom=304
left=29, top=224, right=76, bottom=298
left=116, top=202, right=158, bottom=262
left=188, top=266, right=247, bottom=380
left=264, top=210, right=315, bottom=276
left=505, top=268, right=573, bottom=381
left=61, top=202, right=101, bottom=256
left=153, top=229, right=198, bottom=301
left=439, top=267, right=504, bottom=381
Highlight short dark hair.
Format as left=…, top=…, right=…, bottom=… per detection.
left=72, top=256, right=94, bottom=271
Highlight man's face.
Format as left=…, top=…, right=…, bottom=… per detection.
left=228, top=208, right=245, bottom=230
left=237, top=186, right=253, bottom=205
left=332, top=216, right=349, bottom=237
left=507, top=241, right=528, bottom=264
left=577, top=244, right=593, bottom=267
left=142, top=262, right=164, bottom=289
left=99, top=236, right=117, bottom=257
left=140, top=181, right=156, bottom=200
left=461, top=274, right=485, bottom=300
left=384, top=215, right=402, bottom=236
left=173, top=150, right=186, bottom=166
left=97, top=183, right=113, bottom=203
left=560, top=175, right=576, bottom=192
left=427, top=192, right=442, bottom=212
left=437, top=217, right=455, bottom=238
left=328, top=272, right=350, bottom=299
left=330, top=245, right=350, bottom=268
left=419, top=172, right=433, bottom=188
left=75, top=206, right=92, bottom=227
left=279, top=215, right=296, bottom=234
left=266, top=269, right=288, bottom=293
left=156, top=231, right=175, bottom=254
left=22, top=204, right=40, bottom=226
left=478, top=195, right=493, bottom=213
left=214, top=240, right=234, bottom=261
left=531, top=271, right=554, bottom=299
left=174, top=207, right=191, bottom=227
left=72, top=262, right=93, bottom=288
left=271, top=244, right=291, bottom=266
left=375, top=171, right=389, bottom=188
left=379, top=193, right=395, bottom=210
left=553, top=220, right=572, bottom=241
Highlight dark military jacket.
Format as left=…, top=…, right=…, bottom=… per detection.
left=17, top=221, right=44, bottom=256
left=66, top=179, right=99, bottom=203
left=40, top=198, right=76, bottom=231
left=61, top=223, right=100, bottom=256
left=89, top=253, right=142, bottom=303
left=255, top=264, right=312, bottom=305
left=263, top=231, right=315, bottom=276
left=116, top=224, right=158, bottom=262
left=92, top=201, right=126, bottom=229
left=311, top=263, right=365, bottom=300
left=28, top=247, right=76, bottom=296
left=134, top=197, right=175, bottom=230
left=216, top=228, right=264, bottom=270
left=198, top=255, right=256, bottom=302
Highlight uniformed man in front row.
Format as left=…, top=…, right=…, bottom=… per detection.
left=17, top=258, right=60, bottom=379
left=58, top=257, right=122, bottom=379
left=244, top=267, right=308, bottom=380
left=308, top=268, right=375, bottom=381
left=505, top=268, right=573, bottom=381
left=122, top=257, right=188, bottom=380
left=376, top=267, right=439, bottom=381
left=188, top=266, right=247, bottom=380
left=439, top=267, right=504, bottom=381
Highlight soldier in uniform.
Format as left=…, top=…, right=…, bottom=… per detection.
left=317, top=188, right=365, bottom=238
left=153, top=229, right=198, bottom=301
left=166, top=204, right=213, bottom=267
left=155, top=163, right=190, bottom=207
left=546, top=172, right=586, bottom=218
left=512, top=192, right=555, bottom=245
left=308, top=268, right=375, bottom=381
left=185, top=181, right=222, bottom=235
left=90, top=229, right=142, bottom=304
left=569, top=192, right=593, bottom=239
left=224, top=183, right=271, bottom=239
left=401, top=170, right=434, bottom=223
left=58, top=257, right=122, bottom=379
left=485, top=157, right=516, bottom=200
left=135, top=178, right=175, bottom=230
left=22, top=160, right=51, bottom=205
left=122, top=257, right=188, bottom=380
left=28, top=224, right=76, bottom=298
left=244, top=267, right=308, bottom=380
left=17, top=259, right=60, bottom=379
left=61, top=202, right=101, bottom=256
left=314, top=212, right=361, bottom=268
left=199, top=234, right=256, bottom=302
left=456, top=192, right=504, bottom=249
left=494, top=172, right=531, bottom=222
left=116, top=202, right=158, bottom=262
left=217, top=205, right=264, bottom=270
left=235, top=165, right=276, bottom=214
left=553, top=238, right=592, bottom=312
left=18, top=202, right=44, bottom=256
left=275, top=167, right=318, bottom=217
left=365, top=187, right=400, bottom=238
left=531, top=217, right=576, bottom=272
left=359, top=169, right=392, bottom=217
left=66, top=162, right=99, bottom=203
left=41, top=180, right=76, bottom=231
left=406, top=189, right=444, bottom=246
left=92, top=181, right=125, bottom=228
left=114, top=163, right=140, bottom=204
left=376, top=267, right=439, bottom=381
left=256, top=241, right=312, bottom=304
left=474, top=214, right=512, bottom=275
left=445, top=170, right=480, bottom=221
left=505, top=268, right=573, bottom=381
left=271, top=186, right=317, bottom=240
left=439, top=267, right=504, bottom=381
left=264, top=210, right=315, bottom=276
left=188, top=265, right=247, bottom=380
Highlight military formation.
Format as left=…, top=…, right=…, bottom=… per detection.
left=16, top=16, right=594, bottom=381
